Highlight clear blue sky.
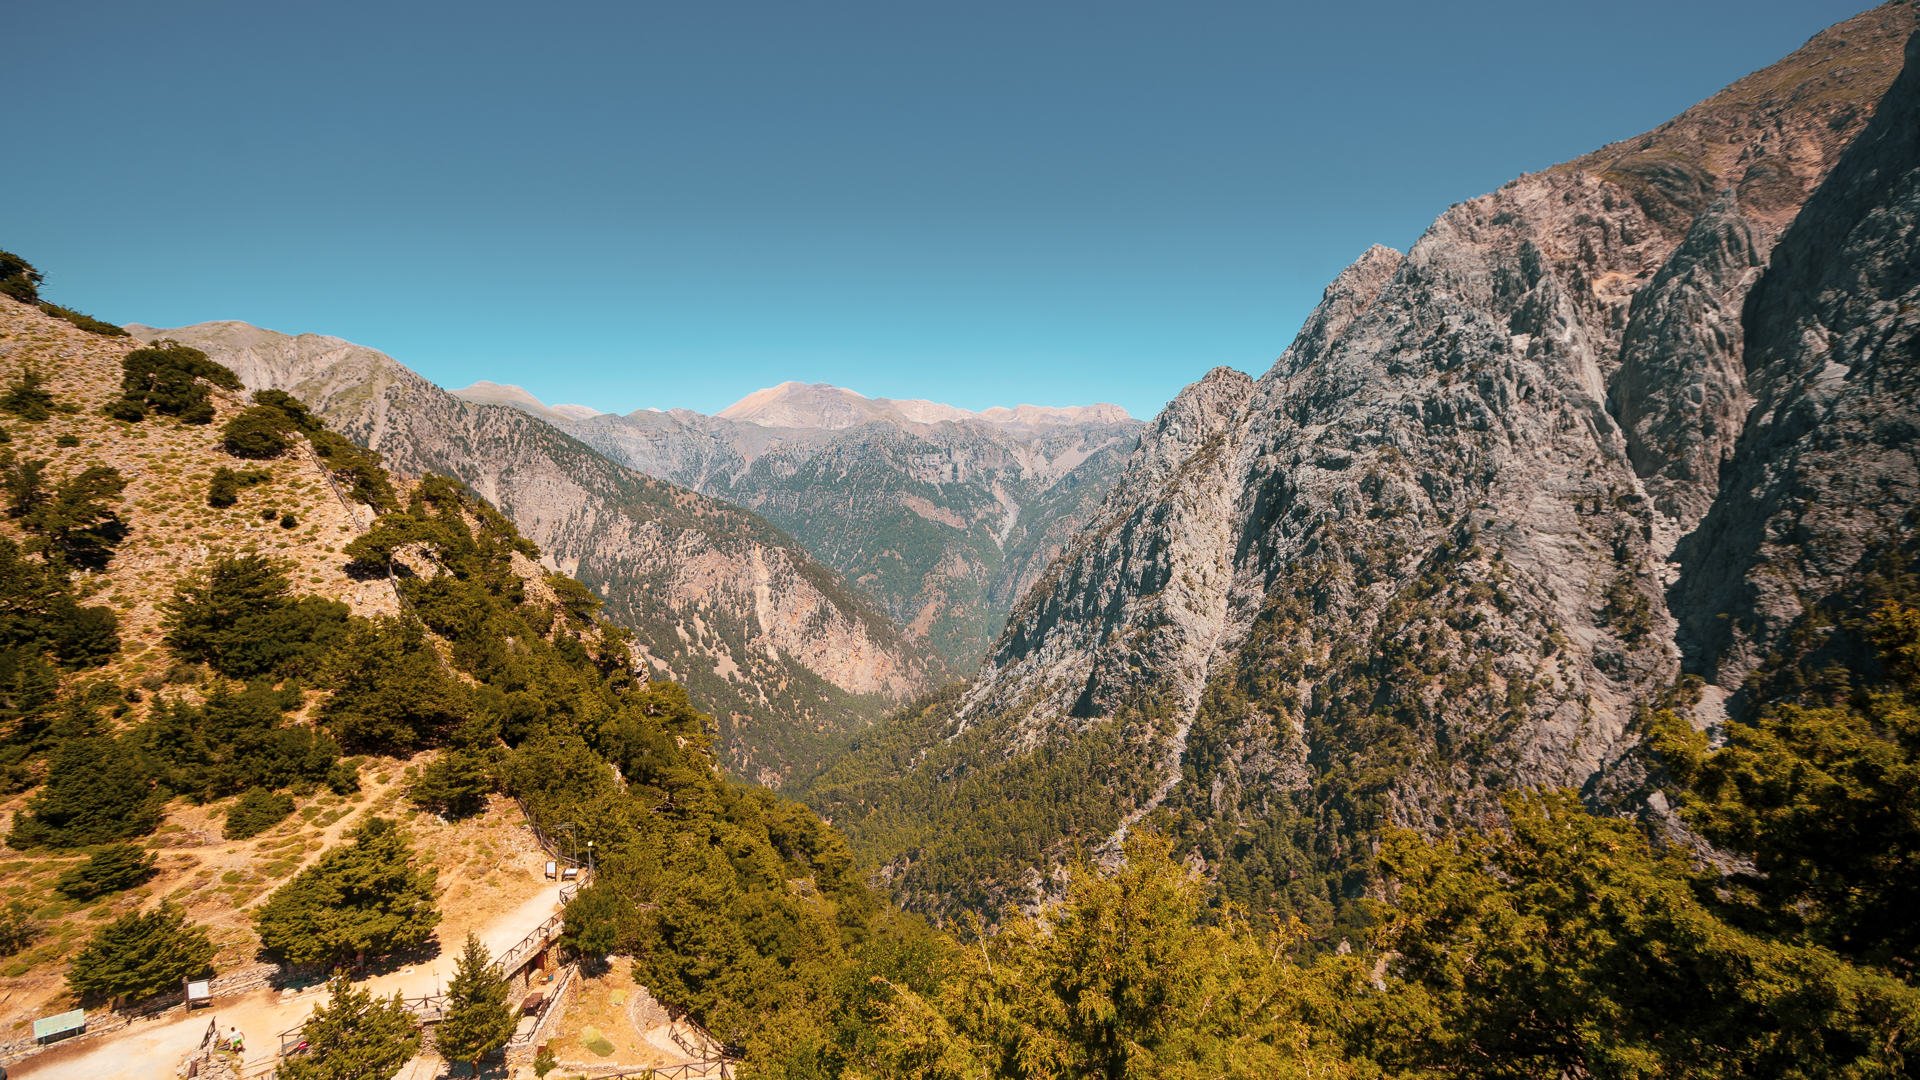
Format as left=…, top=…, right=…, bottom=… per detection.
left=8, top=1, right=1876, bottom=419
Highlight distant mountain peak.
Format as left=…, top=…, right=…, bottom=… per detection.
left=716, top=380, right=1131, bottom=429
left=452, top=380, right=602, bottom=421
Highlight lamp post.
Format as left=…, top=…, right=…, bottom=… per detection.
left=586, top=840, right=595, bottom=878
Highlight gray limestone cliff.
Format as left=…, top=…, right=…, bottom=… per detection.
left=811, top=3, right=1920, bottom=919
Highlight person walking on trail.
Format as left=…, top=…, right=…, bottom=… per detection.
left=228, top=1026, right=245, bottom=1053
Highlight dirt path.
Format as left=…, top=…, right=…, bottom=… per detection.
left=12, top=880, right=567, bottom=1080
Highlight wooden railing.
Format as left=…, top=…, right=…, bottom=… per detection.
left=509, top=961, right=578, bottom=1048
left=497, top=911, right=564, bottom=976
left=570, top=1061, right=734, bottom=1080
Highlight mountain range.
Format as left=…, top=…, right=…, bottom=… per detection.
left=122, top=321, right=944, bottom=786
left=451, top=380, right=1143, bottom=666
left=803, top=0, right=1920, bottom=919
left=124, top=325, right=1142, bottom=780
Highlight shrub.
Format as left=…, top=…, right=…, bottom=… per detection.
left=221, top=405, right=297, bottom=459
left=325, top=759, right=361, bottom=795
left=0, top=900, right=37, bottom=957
left=38, top=302, right=126, bottom=337
left=279, top=512, right=298, bottom=529
left=55, top=843, right=159, bottom=900
left=225, top=788, right=296, bottom=839
left=206, top=466, right=270, bottom=508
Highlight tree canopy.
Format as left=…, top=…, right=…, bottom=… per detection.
left=162, top=553, right=349, bottom=679
left=253, top=816, right=440, bottom=968
left=66, top=902, right=213, bottom=1005
left=279, top=975, right=421, bottom=1080
left=436, top=933, right=518, bottom=1074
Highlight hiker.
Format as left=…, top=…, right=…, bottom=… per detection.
left=228, top=1026, right=244, bottom=1053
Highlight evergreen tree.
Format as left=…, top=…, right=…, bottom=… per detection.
left=253, top=817, right=440, bottom=968
left=224, top=788, right=296, bottom=839
left=141, top=682, right=338, bottom=801
left=279, top=975, right=420, bottom=1080
left=1373, top=791, right=1920, bottom=1078
left=0, top=249, right=44, bottom=305
left=865, top=833, right=1353, bottom=1079
left=220, top=404, right=296, bottom=459
left=162, top=554, right=348, bottom=678
left=407, top=746, right=495, bottom=820
left=66, top=901, right=213, bottom=1005
left=436, top=932, right=518, bottom=1074
left=0, top=367, right=55, bottom=421
left=1653, top=598, right=1920, bottom=969
left=21, top=465, right=127, bottom=571
left=55, top=843, right=158, bottom=900
left=112, top=341, right=240, bottom=424
left=0, top=451, right=49, bottom=523
left=318, top=617, right=468, bottom=753
left=9, top=732, right=160, bottom=847
left=0, top=537, right=119, bottom=668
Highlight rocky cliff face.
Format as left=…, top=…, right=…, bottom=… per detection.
left=125, top=322, right=938, bottom=786
left=813, top=3, right=1920, bottom=920
left=485, top=385, right=1143, bottom=666
left=1674, top=22, right=1920, bottom=697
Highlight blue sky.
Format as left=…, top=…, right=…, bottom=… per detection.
left=8, top=1, right=1876, bottom=419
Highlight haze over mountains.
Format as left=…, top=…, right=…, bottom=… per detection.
left=452, top=379, right=1144, bottom=665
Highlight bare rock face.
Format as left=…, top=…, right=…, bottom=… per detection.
left=1674, top=23, right=1920, bottom=695
left=127, top=322, right=938, bottom=786
left=818, top=3, right=1920, bottom=919
left=505, top=387, right=1144, bottom=667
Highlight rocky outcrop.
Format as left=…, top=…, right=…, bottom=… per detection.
left=126, top=322, right=938, bottom=786
left=494, top=386, right=1144, bottom=666
left=820, top=2, right=1920, bottom=918
left=1674, top=23, right=1920, bottom=694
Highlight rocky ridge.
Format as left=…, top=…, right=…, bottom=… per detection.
left=471, top=382, right=1145, bottom=666
left=126, top=322, right=939, bottom=785
left=812, top=2, right=1920, bottom=919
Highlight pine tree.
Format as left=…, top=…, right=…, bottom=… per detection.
left=66, top=901, right=213, bottom=1006
left=407, top=746, right=495, bottom=820
left=436, top=932, right=518, bottom=1075
left=8, top=732, right=160, bottom=847
left=22, top=465, right=128, bottom=571
left=54, top=842, right=158, bottom=900
left=253, top=817, right=440, bottom=968
left=162, top=553, right=348, bottom=679
left=279, top=975, right=420, bottom=1080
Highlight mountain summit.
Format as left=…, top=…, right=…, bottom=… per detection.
left=808, top=2, right=1920, bottom=919
left=715, top=380, right=1131, bottom=429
